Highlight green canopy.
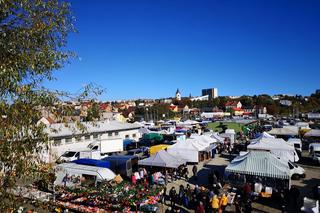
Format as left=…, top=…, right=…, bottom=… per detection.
left=143, top=133, right=164, bottom=141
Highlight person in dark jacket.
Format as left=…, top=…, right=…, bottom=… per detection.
left=169, top=187, right=177, bottom=207
left=192, top=165, right=198, bottom=180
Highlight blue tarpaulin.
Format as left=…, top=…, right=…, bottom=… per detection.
left=72, top=159, right=110, bottom=168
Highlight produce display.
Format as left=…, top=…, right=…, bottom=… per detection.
left=55, top=181, right=163, bottom=212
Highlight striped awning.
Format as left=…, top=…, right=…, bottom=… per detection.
left=225, top=151, right=290, bottom=179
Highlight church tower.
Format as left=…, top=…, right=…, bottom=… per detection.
left=175, top=88, right=181, bottom=101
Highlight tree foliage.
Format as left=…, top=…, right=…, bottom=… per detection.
left=0, top=0, right=76, bottom=210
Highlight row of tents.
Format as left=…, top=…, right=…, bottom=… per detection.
left=138, top=133, right=224, bottom=167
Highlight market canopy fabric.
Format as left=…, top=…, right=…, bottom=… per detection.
left=190, top=134, right=218, bottom=151
left=138, top=150, right=186, bottom=168
left=247, top=137, right=299, bottom=162
left=210, top=132, right=225, bottom=143
left=167, top=139, right=207, bottom=163
left=304, top=129, right=320, bottom=137
left=268, top=127, right=298, bottom=136
left=142, top=133, right=164, bottom=141
left=254, top=132, right=275, bottom=140
left=191, top=134, right=217, bottom=144
left=225, top=151, right=290, bottom=179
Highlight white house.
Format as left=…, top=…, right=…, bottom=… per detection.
left=42, top=120, right=141, bottom=163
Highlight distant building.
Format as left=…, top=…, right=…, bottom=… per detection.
left=159, top=98, right=172, bottom=104
left=280, top=100, right=292, bottom=106
left=307, top=113, right=320, bottom=120
left=175, top=89, right=181, bottom=101
left=202, top=88, right=218, bottom=100
left=228, top=96, right=240, bottom=99
left=169, top=104, right=179, bottom=112
left=190, top=95, right=209, bottom=101
left=225, top=101, right=242, bottom=109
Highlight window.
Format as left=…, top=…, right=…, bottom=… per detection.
left=125, top=135, right=129, bottom=138
left=62, top=151, right=76, bottom=157
left=108, top=132, right=112, bottom=137
left=115, top=132, right=119, bottom=136
left=53, top=139, right=61, bottom=146
left=288, top=162, right=294, bottom=170
left=93, top=134, right=99, bottom=139
left=294, top=144, right=300, bottom=148
left=85, top=135, right=91, bottom=140
left=132, top=134, right=136, bottom=138
left=65, top=137, right=73, bottom=143
left=76, top=136, right=82, bottom=142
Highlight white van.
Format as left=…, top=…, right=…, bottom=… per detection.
left=287, top=138, right=302, bottom=153
left=57, top=150, right=81, bottom=163
left=309, top=143, right=320, bottom=165
left=54, top=163, right=116, bottom=187
left=288, top=160, right=305, bottom=180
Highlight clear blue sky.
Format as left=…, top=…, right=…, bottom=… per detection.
left=45, top=0, right=320, bottom=101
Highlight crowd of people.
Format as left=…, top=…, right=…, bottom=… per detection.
left=162, top=183, right=236, bottom=213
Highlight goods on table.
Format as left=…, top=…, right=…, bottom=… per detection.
left=55, top=181, right=163, bottom=212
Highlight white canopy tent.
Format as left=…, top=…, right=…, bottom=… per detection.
left=190, top=134, right=218, bottom=151
left=210, top=132, right=225, bottom=143
left=167, top=139, right=206, bottom=163
left=256, top=132, right=275, bottom=139
left=304, top=129, right=320, bottom=137
left=268, top=127, right=298, bottom=136
left=138, top=150, right=186, bottom=168
left=247, top=137, right=299, bottom=162
left=191, top=134, right=217, bottom=143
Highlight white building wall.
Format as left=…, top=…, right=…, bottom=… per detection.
left=45, top=129, right=141, bottom=163
left=213, top=88, right=218, bottom=98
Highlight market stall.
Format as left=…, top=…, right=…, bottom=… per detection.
left=55, top=181, right=163, bottom=212
left=225, top=151, right=291, bottom=191
left=304, top=129, right=320, bottom=137
left=247, top=137, right=299, bottom=162
left=167, top=138, right=207, bottom=163
left=149, top=144, right=171, bottom=156
left=138, top=150, right=186, bottom=168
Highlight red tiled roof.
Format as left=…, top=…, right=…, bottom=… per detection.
left=225, top=101, right=238, bottom=106
left=99, top=103, right=109, bottom=110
